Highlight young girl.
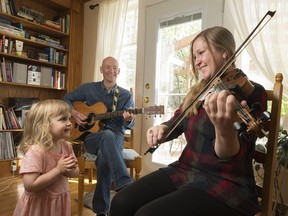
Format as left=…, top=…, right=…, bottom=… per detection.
left=13, top=99, right=79, bottom=216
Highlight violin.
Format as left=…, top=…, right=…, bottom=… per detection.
left=212, top=69, right=271, bottom=140
left=144, top=10, right=276, bottom=155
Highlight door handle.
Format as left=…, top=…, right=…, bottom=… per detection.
left=142, top=97, right=150, bottom=103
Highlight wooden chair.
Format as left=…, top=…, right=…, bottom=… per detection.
left=72, top=128, right=142, bottom=216
left=76, top=155, right=85, bottom=216
left=123, top=128, right=142, bottom=180
left=254, top=73, right=283, bottom=216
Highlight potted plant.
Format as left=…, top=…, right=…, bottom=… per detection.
left=277, top=129, right=288, bottom=169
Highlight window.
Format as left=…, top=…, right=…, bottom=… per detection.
left=117, top=0, right=138, bottom=90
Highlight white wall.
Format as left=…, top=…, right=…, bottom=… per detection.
left=82, top=0, right=103, bottom=83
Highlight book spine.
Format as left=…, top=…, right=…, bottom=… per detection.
left=0, top=0, right=7, bottom=14
left=1, top=35, right=5, bottom=52
left=5, top=0, right=11, bottom=15
left=9, top=0, right=17, bottom=16
left=3, top=38, right=8, bottom=53
left=1, top=57, right=7, bottom=82
left=0, top=107, right=2, bottom=130
left=3, top=107, right=12, bottom=129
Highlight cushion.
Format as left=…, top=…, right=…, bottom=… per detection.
left=83, top=152, right=97, bottom=161
left=83, top=149, right=140, bottom=161
left=122, top=149, right=140, bottom=160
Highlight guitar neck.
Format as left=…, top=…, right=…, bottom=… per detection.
left=94, top=108, right=144, bottom=120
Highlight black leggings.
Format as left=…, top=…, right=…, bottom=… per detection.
left=109, top=169, right=246, bottom=216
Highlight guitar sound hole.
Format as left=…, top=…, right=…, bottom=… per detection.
left=87, top=113, right=96, bottom=125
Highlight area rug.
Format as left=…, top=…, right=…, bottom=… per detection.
left=83, top=191, right=117, bottom=210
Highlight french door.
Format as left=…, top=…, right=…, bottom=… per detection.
left=140, top=0, right=224, bottom=174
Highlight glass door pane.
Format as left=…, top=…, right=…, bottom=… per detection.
left=153, top=13, right=202, bottom=165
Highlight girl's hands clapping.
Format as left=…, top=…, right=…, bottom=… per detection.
left=57, top=155, right=78, bottom=174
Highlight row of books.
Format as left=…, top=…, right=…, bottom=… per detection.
left=1, top=57, right=12, bottom=82
left=0, top=20, right=25, bottom=37
left=38, top=33, right=61, bottom=45
left=0, top=35, right=16, bottom=55
left=0, top=97, right=37, bottom=160
left=0, top=105, right=21, bottom=130
left=0, top=59, right=66, bottom=89
left=0, top=0, right=17, bottom=16
left=18, top=5, right=44, bottom=24
left=40, top=47, right=67, bottom=65
left=0, top=132, right=16, bottom=160
left=44, top=14, right=70, bottom=34
left=30, top=35, right=65, bottom=49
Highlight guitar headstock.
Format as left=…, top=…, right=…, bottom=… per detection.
left=143, top=105, right=164, bottom=115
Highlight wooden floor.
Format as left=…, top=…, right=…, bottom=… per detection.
left=0, top=175, right=95, bottom=216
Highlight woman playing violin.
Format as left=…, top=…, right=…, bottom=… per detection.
left=109, top=26, right=267, bottom=216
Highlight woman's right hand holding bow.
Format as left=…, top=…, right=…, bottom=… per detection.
left=147, top=125, right=168, bottom=147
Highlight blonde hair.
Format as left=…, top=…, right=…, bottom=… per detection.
left=182, top=26, right=236, bottom=116
left=18, top=99, right=70, bottom=154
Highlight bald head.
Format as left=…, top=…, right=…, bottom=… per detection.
left=102, top=56, right=119, bottom=67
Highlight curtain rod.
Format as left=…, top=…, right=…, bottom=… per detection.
left=89, top=4, right=99, bottom=10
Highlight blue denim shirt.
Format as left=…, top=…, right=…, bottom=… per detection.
left=62, top=81, right=134, bottom=134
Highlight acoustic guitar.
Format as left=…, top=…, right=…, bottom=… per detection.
left=69, top=101, right=164, bottom=140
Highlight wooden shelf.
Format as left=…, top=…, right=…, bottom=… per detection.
left=0, top=12, right=69, bottom=38
left=0, top=52, right=68, bottom=69
left=0, top=129, right=23, bottom=132
left=0, top=80, right=67, bottom=90
left=0, top=32, right=68, bottom=52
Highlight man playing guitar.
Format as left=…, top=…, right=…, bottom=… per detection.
left=63, top=56, right=134, bottom=216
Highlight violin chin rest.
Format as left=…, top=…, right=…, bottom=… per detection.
left=251, top=102, right=262, bottom=112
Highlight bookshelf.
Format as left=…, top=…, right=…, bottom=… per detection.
left=0, top=0, right=84, bottom=178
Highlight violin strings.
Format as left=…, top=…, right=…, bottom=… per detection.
left=217, top=82, right=252, bottom=123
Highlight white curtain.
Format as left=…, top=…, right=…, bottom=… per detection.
left=226, top=0, right=288, bottom=97
left=94, top=0, right=129, bottom=81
